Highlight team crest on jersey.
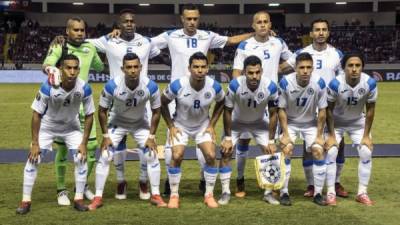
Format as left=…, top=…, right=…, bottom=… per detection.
left=137, top=90, right=145, bottom=97
left=204, top=91, right=212, bottom=99
left=358, top=88, right=366, bottom=95
left=257, top=92, right=265, bottom=100
left=307, top=88, right=315, bottom=95
left=74, top=92, right=82, bottom=98
left=35, top=92, right=41, bottom=101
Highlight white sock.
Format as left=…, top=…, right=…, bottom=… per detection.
left=168, top=167, right=181, bottom=196
left=113, top=151, right=126, bottom=182
left=303, top=159, right=314, bottom=186
left=336, top=163, right=344, bottom=183
left=326, top=147, right=338, bottom=194
left=313, top=160, right=326, bottom=196
left=94, top=154, right=111, bottom=197
left=358, top=145, right=372, bottom=195
left=281, top=158, right=291, bottom=195
left=74, top=154, right=88, bottom=200
left=196, top=147, right=206, bottom=181
left=236, top=144, right=249, bottom=179
left=219, top=166, right=232, bottom=194
left=144, top=149, right=161, bottom=195
left=204, top=166, right=218, bottom=196
left=22, top=161, right=38, bottom=202
left=138, top=149, right=148, bottom=183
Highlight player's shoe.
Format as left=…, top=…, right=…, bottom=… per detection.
left=57, top=190, right=71, bottom=206
left=115, top=180, right=127, bottom=200
left=279, top=193, right=292, bottom=206
left=263, top=193, right=280, bottom=205
left=326, top=193, right=337, bottom=206
left=163, top=179, right=171, bottom=197
left=139, top=182, right=151, bottom=200
left=204, top=193, right=219, bottom=208
left=335, top=183, right=349, bottom=198
left=16, top=201, right=31, bottom=215
left=199, top=179, right=206, bottom=195
left=73, top=199, right=89, bottom=212
left=88, top=197, right=103, bottom=211
left=168, top=195, right=180, bottom=209
left=150, top=195, right=167, bottom=208
left=356, top=193, right=374, bottom=206
left=303, top=185, right=315, bottom=197
left=84, top=184, right=95, bottom=201
left=313, top=193, right=327, bottom=206
left=218, top=192, right=231, bottom=205
left=235, top=177, right=246, bottom=198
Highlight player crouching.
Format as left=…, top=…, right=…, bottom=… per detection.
left=17, top=55, right=94, bottom=214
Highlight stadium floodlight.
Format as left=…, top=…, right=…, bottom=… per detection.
left=204, top=4, right=215, bottom=7
left=268, top=3, right=280, bottom=7
left=139, top=3, right=150, bottom=6
left=335, top=2, right=347, bottom=5
left=72, top=2, right=84, bottom=5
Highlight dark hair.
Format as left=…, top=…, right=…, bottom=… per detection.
left=60, top=54, right=80, bottom=65
left=341, top=52, right=365, bottom=69
left=243, top=55, right=262, bottom=69
left=123, top=53, right=140, bottom=65
left=189, top=52, right=208, bottom=66
left=311, top=19, right=330, bottom=31
left=181, top=4, right=199, bottom=14
left=295, top=52, right=313, bottom=65
left=119, top=9, right=135, bottom=16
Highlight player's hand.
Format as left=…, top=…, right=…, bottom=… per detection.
left=203, top=126, right=216, bottom=144
left=266, top=143, right=277, bottom=154
left=107, top=29, right=121, bottom=38
left=78, top=144, right=87, bottom=162
left=325, top=134, right=338, bottom=150
left=220, top=137, right=233, bottom=154
left=279, top=134, right=292, bottom=149
left=168, top=126, right=182, bottom=146
left=314, top=135, right=325, bottom=147
left=281, top=143, right=294, bottom=158
left=50, top=35, right=65, bottom=47
left=101, top=136, right=113, bottom=151
left=145, top=136, right=158, bottom=158
left=361, top=136, right=373, bottom=151
left=45, top=66, right=61, bottom=87
left=28, top=142, right=40, bottom=164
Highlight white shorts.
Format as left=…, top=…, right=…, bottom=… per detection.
left=334, top=118, right=367, bottom=145
left=232, top=120, right=269, bottom=146
left=169, top=121, right=212, bottom=146
left=287, top=124, right=317, bottom=152
left=39, top=128, right=82, bottom=151
left=108, top=121, right=150, bottom=150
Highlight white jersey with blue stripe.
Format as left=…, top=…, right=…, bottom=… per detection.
left=164, top=76, right=225, bottom=128
left=87, top=33, right=160, bottom=79
left=152, top=29, right=228, bottom=81
left=287, top=44, right=343, bottom=83
left=233, top=36, right=292, bottom=83
left=327, top=72, right=377, bottom=124
left=99, top=75, right=160, bottom=127
left=31, top=78, right=95, bottom=131
left=225, top=76, right=279, bottom=124
left=278, top=72, right=328, bottom=125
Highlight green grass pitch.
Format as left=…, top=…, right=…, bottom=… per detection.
left=0, top=82, right=399, bottom=224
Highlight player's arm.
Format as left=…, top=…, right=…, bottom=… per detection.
left=315, top=107, right=327, bottom=146
left=267, top=105, right=278, bottom=154
left=80, top=86, right=95, bottom=160
left=279, top=61, right=294, bottom=74
left=361, top=102, right=375, bottom=150
left=220, top=105, right=233, bottom=154
left=146, top=83, right=162, bottom=154
left=278, top=108, right=289, bottom=143
left=226, top=33, right=254, bottom=46
left=160, top=94, right=174, bottom=129
left=29, top=111, right=42, bottom=163
left=232, top=69, right=242, bottom=78
left=325, top=101, right=337, bottom=149
left=98, top=84, right=114, bottom=151
left=90, top=50, right=105, bottom=72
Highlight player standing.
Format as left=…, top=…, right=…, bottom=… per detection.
left=325, top=53, right=377, bottom=206
left=220, top=55, right=279, bottom=205
left=43, top=17, right=104, bottom=205
left=16, top=55, right=95, bottom=214
left=88, top=53, right=166, bottom=210
left=160, top=52, right=225, bottom=208
left=278, top=53, right=328, bottom=206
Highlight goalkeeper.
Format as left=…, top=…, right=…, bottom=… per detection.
left=42, top=17, right=104, bottom=206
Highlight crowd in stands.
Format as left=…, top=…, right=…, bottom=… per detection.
left=1, top=19, right=399, bottom=69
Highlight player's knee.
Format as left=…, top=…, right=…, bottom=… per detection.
left=311, top=144, right=324, bottom=160
left=358, top=145, right=372, bottom=162
left=326, top=146, right=338, bottom=162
